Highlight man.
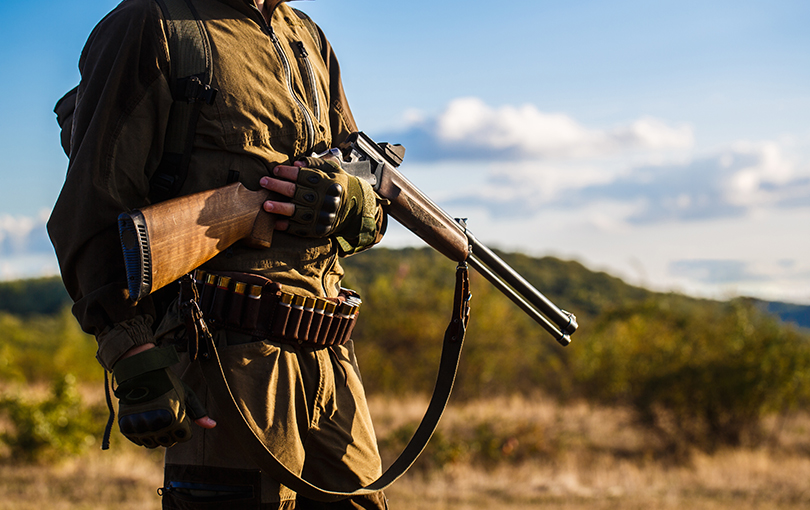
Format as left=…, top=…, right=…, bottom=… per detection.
left=48, top=0, right=389, bottom=508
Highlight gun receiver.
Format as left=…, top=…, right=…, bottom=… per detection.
left=341, top=132, right=577, bottom=346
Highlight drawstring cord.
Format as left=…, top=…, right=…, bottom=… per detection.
left=102, top=369, right=115, bottom=450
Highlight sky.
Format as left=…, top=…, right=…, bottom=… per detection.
left=0, top=0, right=808, bottom=305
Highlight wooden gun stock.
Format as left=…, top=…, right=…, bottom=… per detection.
left=118, top=183, right=274, bottom=302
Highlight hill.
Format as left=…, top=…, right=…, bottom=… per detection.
left=0, top=249, right=807, bottom=327
left=754, top=299, right=810, bottom=330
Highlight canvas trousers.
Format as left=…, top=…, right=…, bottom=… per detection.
left=161, top=329, right=387, bottom=509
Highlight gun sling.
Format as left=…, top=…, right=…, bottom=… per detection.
left=188, top=264, right=471, bottom=502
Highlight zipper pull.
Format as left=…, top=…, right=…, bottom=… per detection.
left=296, top=41, right=308, bottom=58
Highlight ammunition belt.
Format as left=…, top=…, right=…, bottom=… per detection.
left=193, top=270, right=361, bottom=347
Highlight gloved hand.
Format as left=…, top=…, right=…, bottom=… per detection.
left=112, top=345, right=206, bottom=448
left=288, top=156, right=367, bottom=238
left=260, top=156, right=370, bottom=239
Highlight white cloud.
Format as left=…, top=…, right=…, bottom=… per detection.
left=392, top=97, right=694, bottom=161
left=436, top=98, right=599, bottom=157
left=0, top=211, right=49, bottom=253
left=432, top=138, right=810, bottom=227
left=613, top=117, right=695, bottom=151
left=721, top=141, right=810, bottom=208
left=0, top=211, right=58, bottom=280
left=0, top=215, right=37, bottom=249
left=0, top=254, right=59, bottom=281
left=447, top=160, right=627, bottom=210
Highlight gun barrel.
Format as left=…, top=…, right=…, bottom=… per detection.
left=466, top=232, right=577, bottom=346
left=466, top=255, right=571, bottom=346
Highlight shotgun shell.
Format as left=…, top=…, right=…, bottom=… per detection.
left=227, top=281, right=247, bottom=326
left=242, top=284, right=263, bottom=331
left=272, top=293, right=295, bottom=338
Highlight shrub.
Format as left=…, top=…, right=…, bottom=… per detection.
left=572, top=297, right=810, bottom=453
left=378, top=417, right=552, bottom=471
left=0, top=374, right=106, bottom=462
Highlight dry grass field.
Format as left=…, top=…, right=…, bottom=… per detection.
left=375, top=396, right=810, bottom=510
left=1, top=393, right=809, bottom=510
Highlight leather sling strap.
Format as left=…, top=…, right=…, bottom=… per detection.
left=198, top=264, right=472, bottom=502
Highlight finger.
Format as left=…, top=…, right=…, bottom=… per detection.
left=260, top=176, right=296, bottom=198
left=263, top=200, right=295, bottom=217
left=274, top=164, right=300, bottom=181
left=274, top=218, right=289, bottom=231
left=195, top=416, right=217, bottom=429
left=182, top=381, right=208, bottom=420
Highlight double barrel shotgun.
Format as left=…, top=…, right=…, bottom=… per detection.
left=118, top=132, right=578, bottom=345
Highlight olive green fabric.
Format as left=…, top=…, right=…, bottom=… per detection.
left=47, top=0, right=383, bottom=370
left=113, top=346, right=207, bottom=448
left=165, top=331, right=384, bottom=506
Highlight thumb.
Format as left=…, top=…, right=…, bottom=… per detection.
left=181, top=380, right=210, bottom=422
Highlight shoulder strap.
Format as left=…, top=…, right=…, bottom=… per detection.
left=149, top=0, right=218, bottom=203
left=53, top=0, right=216, bottom=172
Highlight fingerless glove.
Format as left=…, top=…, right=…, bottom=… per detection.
left=112, top=346, right=206, bottom=448
left=288, top=157, right=379, bottom=253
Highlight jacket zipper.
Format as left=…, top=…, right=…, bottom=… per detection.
left=252, top=5, right=317, bottom=151
left=295, top=41, right=321, bottom=122
left=270, top=31, right=316, bottom=150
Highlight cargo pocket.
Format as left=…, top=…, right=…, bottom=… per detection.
left=161, top=464, right=261, bottom=510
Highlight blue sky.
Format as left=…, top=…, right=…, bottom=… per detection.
left=1, top=0, right=809, bottom=304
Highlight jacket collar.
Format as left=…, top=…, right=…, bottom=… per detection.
left=215, top=0, right=291, bottom=25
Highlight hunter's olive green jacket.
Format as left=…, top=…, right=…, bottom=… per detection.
left=48, top=0, right=382, bottom=370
